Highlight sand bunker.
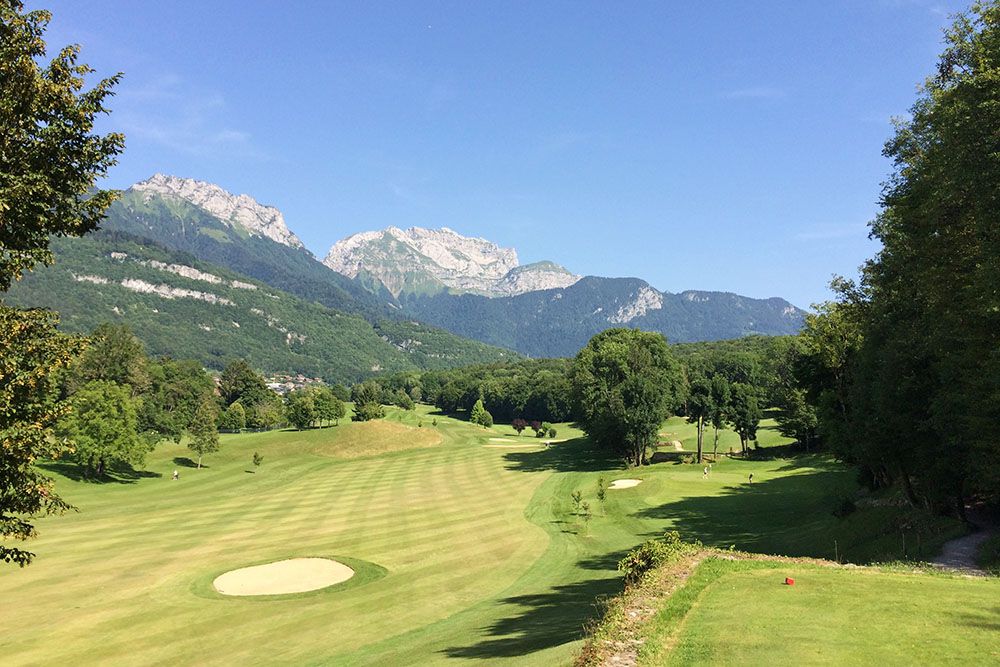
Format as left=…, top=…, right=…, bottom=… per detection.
left=609, top=479, right=643, bottom=489
left=670, top=440, right=684, bottom=451
left=213, top=557, right=354, bottom=596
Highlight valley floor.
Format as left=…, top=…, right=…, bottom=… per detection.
left=0, top=407, right=983, bottom=665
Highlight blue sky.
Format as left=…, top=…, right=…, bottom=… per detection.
left=39, top=0, right=968, bottom=308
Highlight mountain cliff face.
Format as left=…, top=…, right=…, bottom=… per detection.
left=132, top=174, right=304, bottom=249
left=323, top=226, right=581, bottom=297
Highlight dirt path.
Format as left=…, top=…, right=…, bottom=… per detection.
left=932, top=509, right=997, bottom=575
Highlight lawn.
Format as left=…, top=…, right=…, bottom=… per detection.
left=640, top=558, right=1000, bottom=666
left=0, top=408, right=976, bottom=665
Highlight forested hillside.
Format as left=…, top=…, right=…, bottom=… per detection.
left=402, top=276, right=804, bottom=357
left=5, top=232, right=516, bottom=382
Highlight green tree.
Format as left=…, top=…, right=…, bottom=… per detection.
left=0, top=0, right=124, bottom=566
left=137, top=358, right=215, bottom=443
left=572, top=329, right=684, bottom=466
left=708, top=375, right=731, bottom=459
left=57, top=381, right=145, bottom=476
left=286, top=390, right=316, bottom=430
left=312, top=386, right=345, bottom=426
left=686, top=377, right=714, bottom=464
left=219, top=401, right=246, bottom=431
left=728, top=383, right=762, bottom=456
left=0, top=308, right=81, bottom=566
left=352, top=381, right=384, bottom=422
left=187, top=398, right=220, bottom=468
left=219, top=359, right=270, bottom=409
left=470, top=398, right=493, bottom=428
left=66, top=324, right=150, bottom=397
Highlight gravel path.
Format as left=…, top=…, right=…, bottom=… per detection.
left=932, top=509, right=997, bottom=575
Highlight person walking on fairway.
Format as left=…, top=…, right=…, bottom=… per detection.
left=703, top=466, right=709, bottom=479
left=748, top=473, right=754, bottom=484
left=172, top=469, right=179, bottom=481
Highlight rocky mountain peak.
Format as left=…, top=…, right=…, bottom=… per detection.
left=323, top=227, right=581, bottom=298
left=131, top=174, right=304, bottom=250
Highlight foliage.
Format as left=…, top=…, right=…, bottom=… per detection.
left=0, top=1, right=124, bottom=290
left=65, top=324, right=150, bottom=396
left=56, top=380, right=146, bottom=476
left=312, top=386, right=345, bottom=425
left=787, top=4, right=1000, bottom=512
left=469, top=398, right=493, bottom=428
left=187, top=398, right=219, bottom=467
left=0, top=0, right=123, bottom=566
left=136, top=357, right=215, bottom=442
left=0, top=307, right=80, bottom=566
left=252, top=451, right=263, bottom=468
left=728, top=382, right=762, bottom=455
left=285, top=389, right=316, bottom=430
left=352, top=381, right=384, bottom=422
left=617, top=530, right=693, bottom=585
left=573, top=329, right=685, bottom=466
left=219, top=401, right=246, bottom=431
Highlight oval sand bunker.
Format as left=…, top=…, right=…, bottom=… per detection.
left=213, top=557, right=354, bottom=596
left=609, top=479, right=643, bottom=489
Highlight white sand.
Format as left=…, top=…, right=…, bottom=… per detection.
left=609, top=479, right=643, bottom=489
left=670, top=440, right=684, bottom=451
left=213, top=557, right=354, bottom=596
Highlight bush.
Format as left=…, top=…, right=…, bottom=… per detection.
left=618, top=531, right=691, bottom=585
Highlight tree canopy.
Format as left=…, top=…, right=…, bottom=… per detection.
left=572, top=328, right=684, bottom=466
left=0, top=0, right=123, bottom=566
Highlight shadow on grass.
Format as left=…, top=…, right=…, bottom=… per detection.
left=172, top=457, right=207, bottom=469
left=441, top=573, right=622, bottom=659
left=501, top=437, right=618, bottom=473
left=630, top=459, right=904, bottom=562
left=38, top=461, right=162, bottom=484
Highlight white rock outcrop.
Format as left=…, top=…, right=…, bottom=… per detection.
left=323, top=227, right=580, bottom=297
left=608, top=286, right=664, bottom=324
left=132, top=174, right=304, bottom=249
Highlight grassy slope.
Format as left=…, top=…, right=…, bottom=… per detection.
left=642, top=558, right=1000, bottom=666
left=0, top=410, right=974, bottom=665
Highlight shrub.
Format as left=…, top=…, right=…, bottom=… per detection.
left=833, top=496, right=857, bottom=518
left=979, top=534, right=1000, bottom=576
left=618, top=530, right=690, bottom=585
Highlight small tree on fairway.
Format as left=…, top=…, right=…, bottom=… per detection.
left=252, top=452, right=263, bottom=470
left=470, top=398, right=493, bottom=428
left=188, top=399, right=219, bottom=468
left=596, top=477, right=607, bottom=504
left=530, top=420, right=544, bottom=437
left=512, top=418, right=528, bottom=436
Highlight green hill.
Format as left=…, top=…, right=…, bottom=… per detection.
left=4, top=232, right=517, bottom=382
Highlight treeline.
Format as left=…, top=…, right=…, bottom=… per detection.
left=783, top=5, right=1000, bottom=515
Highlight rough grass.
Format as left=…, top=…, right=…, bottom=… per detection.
left=0, top=408, right=976, bottom=665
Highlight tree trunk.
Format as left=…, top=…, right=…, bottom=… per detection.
left=197, top=454, right=202, bottom=469
left=696, top=416, right=704, bottom=464
left=713, top=426, right=719, bottom=460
